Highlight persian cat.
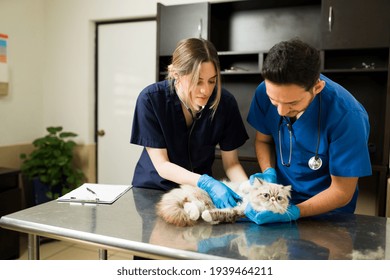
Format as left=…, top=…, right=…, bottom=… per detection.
left=156, top=178, right=291, bottom=227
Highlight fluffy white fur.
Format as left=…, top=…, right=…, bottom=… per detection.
left=156, top=179, right=291, bottom=227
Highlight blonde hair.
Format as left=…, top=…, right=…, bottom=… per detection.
left=167, top=38, right=221, bottom=116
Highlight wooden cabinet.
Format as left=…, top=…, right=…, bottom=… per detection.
left=0, top=168, right=21, bottom=259
left=157, top=0, right=390, bottom=216
left=158, top=0, right=322, bottom=157
left=209, top=0, right=321, bottom=52
left=321, top=0, right=390, bottom=49
left=157, top=2, right=209, bottom=56
left=321, top=48, right=390, bottom=215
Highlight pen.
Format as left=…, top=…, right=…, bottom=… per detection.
left=86, top=187, right=97, bottom=195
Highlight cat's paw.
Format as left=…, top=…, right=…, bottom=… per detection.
left=201, top=210, right=219, bottom=224
left=202, top=211, right=220, bottom=225
left=201, top=210, right=212, bottom=222
left=184, top=202, right=200, bottom=220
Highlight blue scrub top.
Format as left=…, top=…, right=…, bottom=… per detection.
left=247, top=74, right=372, bottom=213
left=131, top=80, right=249, bottom=191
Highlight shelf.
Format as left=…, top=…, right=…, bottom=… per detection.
left=322, top=68, right=388, bottom=73
left=218, top=51, right=263, bottom=55
left=371, top=165, right=389, bottom=173
left=210, top=1, right=321, bottom=51
left=322, top=48, right=389, bottom=72
left=160, top=71, right=262, bottom=77
left=218, top=52, right=262, bottom=75
left=221, top=71, right=261, bottom=75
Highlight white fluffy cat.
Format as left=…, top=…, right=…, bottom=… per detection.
left=156, top=178, right=291, bottom=227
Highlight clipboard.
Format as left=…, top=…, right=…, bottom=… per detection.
left=57, top=183, right=132, bottom=204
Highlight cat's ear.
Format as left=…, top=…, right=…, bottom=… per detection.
left=283, top=185, right=292, bottom=191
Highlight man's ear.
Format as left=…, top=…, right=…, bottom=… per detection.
left=313, top=79, right=325, bottom=95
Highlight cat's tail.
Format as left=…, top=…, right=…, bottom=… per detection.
left=156, top=192, right=198, bottom=227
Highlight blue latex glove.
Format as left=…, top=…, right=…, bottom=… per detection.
left=249, top=167, right=277, bottom=184
left=244, top=222, right=300, bottom=247
left=197, top=174, right=241, bottom=208
left=244, top=203, right=300, bottom=225
left=198, top=234, right=238, bottom=253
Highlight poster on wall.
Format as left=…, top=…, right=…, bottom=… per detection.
left=0, top=33, right=9, bottom=96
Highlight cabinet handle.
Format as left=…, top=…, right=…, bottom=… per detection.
left=198, top=18, right=203, bottom=38
left=328, top=6, right=333, bottom=32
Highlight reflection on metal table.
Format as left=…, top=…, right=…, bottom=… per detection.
left=0, top=187, right=389, bottom=260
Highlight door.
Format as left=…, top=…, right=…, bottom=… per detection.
left=97, top=20, right=156, bottom=184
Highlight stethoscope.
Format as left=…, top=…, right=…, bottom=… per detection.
left=278, top=92, right=322, bottom=170
left=176, top=87, right=206, bottom=171
left=177, top=94, right=205, bottom=120
left=175, top=82, right=206, bottom=120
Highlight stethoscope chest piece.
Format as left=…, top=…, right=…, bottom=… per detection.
left=308, top=156, right=322, bottom=170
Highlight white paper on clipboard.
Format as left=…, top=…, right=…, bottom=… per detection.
left=57, top=183, right=131, bottom=204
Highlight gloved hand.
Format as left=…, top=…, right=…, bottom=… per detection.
left=197, top=234, right=238, bottom=253
left=249, top=167, right=277, bottom=184
left=197, top=174, right=241, bottom=208
left=244, top=222, right=300, bottom=247
left=244, top=203, right=300, bottom=225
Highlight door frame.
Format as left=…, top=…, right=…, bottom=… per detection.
left=94, top=17, right=156, bottom=182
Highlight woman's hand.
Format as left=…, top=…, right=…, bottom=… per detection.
left=197, top=174, right=241, bottom=208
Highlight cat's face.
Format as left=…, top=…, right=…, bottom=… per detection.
left=249, top=179, right=291, bottom=214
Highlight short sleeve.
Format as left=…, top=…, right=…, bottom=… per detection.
left=247, top=82, right=273, bottom=135
left=329, top=110, right=371, bottom=177
left=130, top=89, right=166, bottom=148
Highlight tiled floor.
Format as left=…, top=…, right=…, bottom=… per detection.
left=17, top=234, right=134, bottom=260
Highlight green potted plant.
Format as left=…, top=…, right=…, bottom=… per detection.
left=20, top=126, right=85, bottom=204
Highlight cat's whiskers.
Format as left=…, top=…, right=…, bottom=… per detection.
left=284, top=207, right=296, bottom=222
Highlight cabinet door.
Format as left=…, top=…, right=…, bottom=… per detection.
left=0, top=188, right=21, bottom=259
left=158, top=2, right=209, bottom=56
left=321, top=0, right=390, bottom=49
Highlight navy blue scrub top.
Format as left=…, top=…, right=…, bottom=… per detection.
left=130, top=80, right=249, bottom=191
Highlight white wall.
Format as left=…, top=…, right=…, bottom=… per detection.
left=0, top=0, right=229, bottom=147
left=0, top=0, right=45, bottom=145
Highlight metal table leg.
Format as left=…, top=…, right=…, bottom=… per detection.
left=28, top=234, right=40, bottom=260
left=99, top=248, right=108, bottom=260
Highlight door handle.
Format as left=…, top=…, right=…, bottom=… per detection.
left=97, top=130, right=105, bottom=137
left=198, top=18, right=203, bottom=38
left=328, top=6, right=333, bottom=32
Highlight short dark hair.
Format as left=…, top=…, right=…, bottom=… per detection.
left=262, top=39, right=321, bottom=90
